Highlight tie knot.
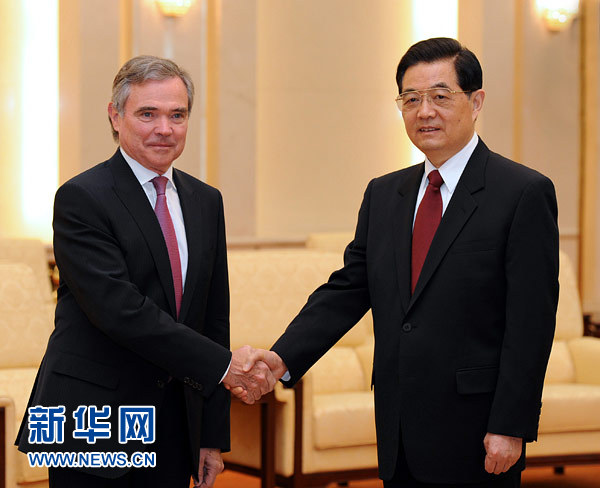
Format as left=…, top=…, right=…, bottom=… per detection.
left=428, top=170, right=443, bottom=189
left=152, top=176, right=168, bottom=196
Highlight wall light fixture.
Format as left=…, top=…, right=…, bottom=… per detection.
left=155, top=0, right=193, bottom=18
left=536, top=0, right=580, bottom=32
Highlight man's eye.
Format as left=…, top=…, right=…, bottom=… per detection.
left=141, top=112, right=153, bottom=118
left=405, top=96, right=419, bottom=104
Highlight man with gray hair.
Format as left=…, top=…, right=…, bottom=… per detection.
left=17, top=55, right=273, bottom=487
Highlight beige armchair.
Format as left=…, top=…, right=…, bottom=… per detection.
left=0, top=263, right=54, bottom=488
left=223, top=249, right=378, bottom=487
left=526, top=250, right=600, bottom=467
left=0, top=239, right=54, bottom=304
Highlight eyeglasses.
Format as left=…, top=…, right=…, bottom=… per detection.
left=395, top=87, right=472, bottom=112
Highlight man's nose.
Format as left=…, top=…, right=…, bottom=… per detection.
left=155, top=116, right=173, bottom=135
left=416, top=96, right=436, bottom=118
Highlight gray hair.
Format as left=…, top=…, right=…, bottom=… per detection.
left=109, top=55, right=195, bottom=142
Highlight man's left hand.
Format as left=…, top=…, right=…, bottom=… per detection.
left=483, top=433, right=522, bottom=474
left=195, top=448, right=224, bottom=487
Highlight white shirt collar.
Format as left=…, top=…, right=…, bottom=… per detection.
left=120, top=147, right=176, bottom=189
left=423, top=133, right=479, bottom=193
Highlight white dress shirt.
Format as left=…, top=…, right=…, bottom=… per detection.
left=413, top=132, right=479, bottom=226
left=120, top=148, right=188, bottom=289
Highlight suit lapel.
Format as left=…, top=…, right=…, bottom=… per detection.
left=408, top=140, right=489, bottom=309
left=174, top=169, right=204, bottom=322
left=392, top=164, right=424, bottom=313
left=108, top=151, right=178, bottom=317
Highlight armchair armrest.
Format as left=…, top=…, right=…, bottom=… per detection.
left=273, top=382, right=295, bottom=404
left=568, top=336, right=600, bottom=384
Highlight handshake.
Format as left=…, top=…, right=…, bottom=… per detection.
left=222, top=346, right=288, bottom=404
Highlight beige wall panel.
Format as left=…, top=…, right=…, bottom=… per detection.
left=59, top=0, right=82, bottom=185
left=213, top=0, right=258, bottom=237
left=581, top=0, right=600, bottom=311
left=61, top=0, right=207, bottom=181
left=594, top=12, right=600, bottom=311
left=79, top=1, right=121, bottom=170
left=0, top=2, right=24, bottom=238
left=255, top=0, right=412, bottom=238
left=459, top=0, right=516, bottom=158
left=131, top=0, right=206, bottom=180
left=519, top=1, right=580, bottom=267
left=59, top=0, right=121, bottom=181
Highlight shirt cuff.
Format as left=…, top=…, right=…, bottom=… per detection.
left=219, top=359, right=231, bottom=383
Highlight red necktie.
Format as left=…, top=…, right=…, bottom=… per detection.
left=152, top=176, right=182, bottom=317
left=411, top=169, right=443, bottom=294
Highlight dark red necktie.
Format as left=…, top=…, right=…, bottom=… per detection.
left=152, top=176, right=182, bottom=317
left=411, top=169, right=443, bottom=293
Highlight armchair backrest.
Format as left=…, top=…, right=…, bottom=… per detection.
left=0, top=263, right=53, bottom=369
left=228, top=250, right=369, bottom=348
left=0, top=238, right=53, bottom=304
left=545, top=250, right=582, bottom=384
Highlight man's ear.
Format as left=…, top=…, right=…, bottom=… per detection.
left=108, top=102, right=120, bottom=132
left=471, top=89, right=485, bottom=122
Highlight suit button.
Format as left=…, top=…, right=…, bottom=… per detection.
left=184, top=377, right=191, bottom=385
left=197, top=384, right=203, bottom=391
left=157, top=380, right=165, bottom=389
left=402, top=323, right=412, bottom=332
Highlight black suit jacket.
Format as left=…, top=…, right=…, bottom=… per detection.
left=272, top=140, right=559, bottom=484
left=17, top=150, right=232, bottom=478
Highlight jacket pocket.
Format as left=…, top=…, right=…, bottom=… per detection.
left=53, top=352, right=120, bottom=390
left=456, top=366, right=498, bottom=395
left=450, top=240, right=496, bottom=255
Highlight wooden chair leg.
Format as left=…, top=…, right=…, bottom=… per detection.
left=260, top=394, right=276, bottom=488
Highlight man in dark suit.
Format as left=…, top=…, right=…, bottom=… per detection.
left=17, top=55, right=273, bottom=488
left=247, top=38, right=559, bottom=487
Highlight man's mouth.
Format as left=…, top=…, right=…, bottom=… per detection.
left=419, top=127, right=439, bottom=133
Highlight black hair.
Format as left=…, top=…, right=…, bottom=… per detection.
left=396, top=37, right=482, bottom=93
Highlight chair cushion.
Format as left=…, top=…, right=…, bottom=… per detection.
left=0, top=368, right=39, bottom=421
left=312, top=391, right=376, bottom=449
left=0, top=368, right=48, bottom=483
left=16, top=443, right=48, bottom=484
left=539, top=383, right=600, bottom=433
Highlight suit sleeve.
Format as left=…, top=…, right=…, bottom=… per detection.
left=487, top=175, right=559, bottom=441
left=271, top=180, right=374, bottom=385
left=53, top=181, right=232, bottom=398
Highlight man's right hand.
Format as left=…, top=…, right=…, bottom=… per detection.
left=222, top=346, right=277, bottom=404
left=244, top=348, right=287, bottom=381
